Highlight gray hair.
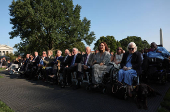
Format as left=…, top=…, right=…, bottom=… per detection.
left=127, top=42, right=137, bottom=52
left=65, top=49, right=70, bottom=53
left=57, top=50, right=62, bottom=54
left=73, top=48, right=78, bottom=52
left=86, top=46, right=91, bottom=50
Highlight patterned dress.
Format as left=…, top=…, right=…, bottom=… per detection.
left=118, top=54, right=137, bottom=85
left=92, top=51, right=111, bottom=84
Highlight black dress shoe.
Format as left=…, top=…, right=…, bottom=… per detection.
left=73, top=84, right=81, bottom=90
left=61, top=83, right=65, bottom=88
left=93, top=84, right=99, bottom=88
left=66, top=82, right=72, bottom=87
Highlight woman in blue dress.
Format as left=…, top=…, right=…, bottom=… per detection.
left=118, top=42, right=142, bottom=97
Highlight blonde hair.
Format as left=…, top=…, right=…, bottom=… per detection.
left=48, top=50, right=53, bottom=55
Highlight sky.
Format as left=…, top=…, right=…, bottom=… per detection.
left=0, top=0, right=170, bottom=52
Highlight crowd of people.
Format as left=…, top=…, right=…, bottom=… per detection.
left=3, top=41, right=170, bottom=97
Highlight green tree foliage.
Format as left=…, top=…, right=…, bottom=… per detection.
left=53, top=41, right=85, bottom=56
left=5, top=53, right=17, bottom=61
left=93, top=36, right=121, bottom=53
left=72, top=41, right=85, bottom=53
left=119, top=36, right=150, bottom=52
left=9, top=0, right=95, bottom=55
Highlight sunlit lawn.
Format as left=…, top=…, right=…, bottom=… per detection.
left=0, top=67, right=5, bottom=71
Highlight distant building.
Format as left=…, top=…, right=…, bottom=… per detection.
left=0, top=44, right=13, bottom=56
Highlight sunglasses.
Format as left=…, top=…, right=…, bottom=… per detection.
left=128, top=47, right=134, bottom=50
left=117, top=49, right=122, bottom=50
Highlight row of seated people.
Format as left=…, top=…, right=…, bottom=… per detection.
left=21, top=42, right=123, bottom=86
left=19, top=41, right=170, bottom=97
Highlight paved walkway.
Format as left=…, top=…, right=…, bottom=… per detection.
left=0, top=70, right=169, bottom=112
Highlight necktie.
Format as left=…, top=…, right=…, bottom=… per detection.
left=33, top=56, right=37, bottom=61
left=64, top=55, right=68, bottom=62
left=71, top=55, right=76, bottom=66
left=84, top=55, right=88, bottom=65
left=56, top=57, right=59, bottom=62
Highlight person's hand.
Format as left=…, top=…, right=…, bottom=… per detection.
left=100, top=63, right=104, bottom=66
left=65, top=65, right=68, bottom=68
left=92, top=61, right=96, bottom=65
left=123, top=66, right=127, bottom=70
left=156, top=50, right=162, bottom=53
left=115, top=62, right=119, bottom=65
left=74, top=63, right=77, bottom=66
left=127, top=67, right=132, bottom=70
left=83, top=65, right=88, bottom=70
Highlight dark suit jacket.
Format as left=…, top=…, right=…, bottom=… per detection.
left=33, top=56, right=41, bottom=66
left=61, top=55, right=72, bottom=67
left=24, top=58, right=30, bottom=69
left=120, top=51, right=142, bottom=75
left=70, top=53, right=82, bottom=65
left=43, top=55, right=55, bottom=66
left=81, top=53, right=95, bottom=67
left=54, top=56, right=64, bottom=65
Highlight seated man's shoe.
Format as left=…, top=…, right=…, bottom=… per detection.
left=73, top=84, right=81, bottom=90
left=60, top=82, right=65, bottom=88
left=66, top=83, right=72, bottom=87
left=73, top=81, right=81, bottom=90
left=93, top=84, right=99, bottom=88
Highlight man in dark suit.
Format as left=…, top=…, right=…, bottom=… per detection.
left=21, top=54, right=30, bottom=77
left=75, top=46, right=95, bottom=89
left=29, top=51, right=41, bottom=80
left=37, top=51, right=49, bottom=80
left=61, top=48, right=82, bottom=88
left=61, top=49, right=71, bottom=68
left=24, top=54, right=30, bottom=70
left=52, top=50, right=64, bottom=76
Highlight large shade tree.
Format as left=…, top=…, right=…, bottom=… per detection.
left=119, top=36, right=150, bottom=52
left=93, top=36, right=121, bottom=53
left=9, top=0, right=95, bottom=55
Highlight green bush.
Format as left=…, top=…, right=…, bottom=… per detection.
left=0, top=101, right=15, bottom=112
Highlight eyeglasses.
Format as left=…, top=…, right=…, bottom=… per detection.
left=43, top=53, right=46, bottom=54
left=128, top=47, right=134, bottom=51
left=117, top=49, right=122, bottom=50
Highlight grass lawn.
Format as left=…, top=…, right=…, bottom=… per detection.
left=158, top=88, right=170, bottom=112
left=0, top=100, right=15, bottom=112
left=0, top=68, right=5, bottom=78
left=0, top=67, right=5, bottom=71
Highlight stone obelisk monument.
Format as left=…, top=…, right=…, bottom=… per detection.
left=160, top=28, right=163, bottom=46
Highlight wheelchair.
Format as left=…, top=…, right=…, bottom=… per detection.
left=85, top=64, right=115, bottom=94
left=85, top=71, right=110, bottom=94
left=108, top=62, right=140, bottom=100
left=142, top=58, right=167, bottom=84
